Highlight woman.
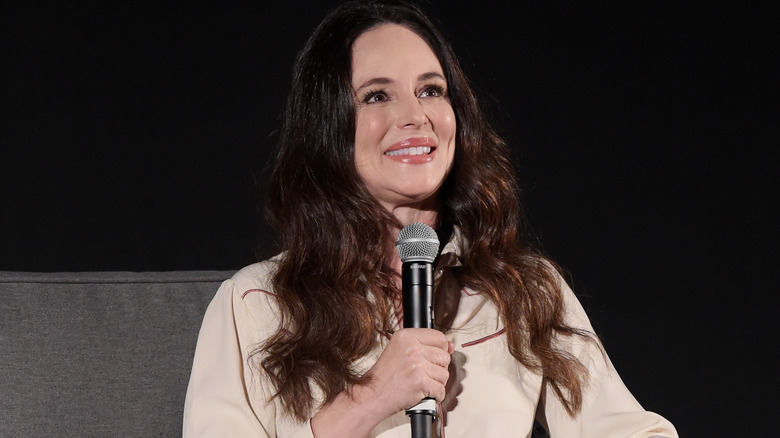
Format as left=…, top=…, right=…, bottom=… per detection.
left=183, top=1, right=678, bottom=437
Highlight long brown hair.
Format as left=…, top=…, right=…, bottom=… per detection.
left=261, top=0, right=595, bottom=421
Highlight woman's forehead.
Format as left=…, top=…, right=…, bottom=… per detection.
left=351, top=24, right=443, bottom=85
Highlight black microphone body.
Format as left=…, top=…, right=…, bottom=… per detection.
left=402, top=260, right=434, bottom=330
left=396, top=223, right=440, bottom=438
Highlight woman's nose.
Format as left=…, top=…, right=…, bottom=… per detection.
left=395, top=94, right=428, bottom=128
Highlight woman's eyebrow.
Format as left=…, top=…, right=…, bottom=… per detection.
left=417, top=72, right=445, bottom=82
left=355, top=71, right=446, bottom=93
left=355, top=77, right=392, bottom=92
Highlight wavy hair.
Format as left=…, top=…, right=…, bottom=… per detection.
left=260, top=0, right=595, bottom=421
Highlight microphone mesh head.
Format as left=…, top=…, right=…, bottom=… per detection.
left=396, top=223, right=440, bottom=263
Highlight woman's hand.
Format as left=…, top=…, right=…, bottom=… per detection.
left=363, top=328, right=454, bottom=417
left=311, top=328, right=453, bottom=438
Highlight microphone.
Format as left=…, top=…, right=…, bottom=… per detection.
left=396, top=223, right=440, bottom=438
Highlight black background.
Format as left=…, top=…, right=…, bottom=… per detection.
left=2, top=1, right=774, bottom=435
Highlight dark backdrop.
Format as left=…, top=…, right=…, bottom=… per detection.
left=3, top=1, right=773, bottom=435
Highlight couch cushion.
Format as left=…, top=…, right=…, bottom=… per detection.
left=0, top=270, right=233, bottom=437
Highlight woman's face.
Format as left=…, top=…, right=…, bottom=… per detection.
left=351, top=24, right=456, bottom=213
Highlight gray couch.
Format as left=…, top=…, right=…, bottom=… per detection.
left=0, top=270, right=233, bottom=437
left=1, top=270, right=552, bottom=438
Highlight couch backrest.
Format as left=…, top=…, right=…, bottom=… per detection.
left=0, top=270, right=233, bottom=437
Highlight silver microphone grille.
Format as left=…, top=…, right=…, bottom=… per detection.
left=396, top=223, right=440, bottom=263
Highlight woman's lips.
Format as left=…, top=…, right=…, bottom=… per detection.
left=383, top=137, right=436, bottom=164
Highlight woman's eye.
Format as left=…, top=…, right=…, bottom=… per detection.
left=363, top=90, right=388, bottom=103
left=419, top=85, right=446, bottom=98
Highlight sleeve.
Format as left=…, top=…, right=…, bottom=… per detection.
left=541, top=279, right=679, bottom=438
left=182, top=277, right=315, bottom=438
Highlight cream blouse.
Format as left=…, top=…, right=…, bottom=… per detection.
left=183, top=238, right=678, bottom=437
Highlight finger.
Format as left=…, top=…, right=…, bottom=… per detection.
left=408, top=357, right=449, bottom=387
left=422, top=374, right=448, bottom=402
left=409, top=328, right=450, bottom=351
left=425, top=361, right=450, bottom=387
left=422, top=346, right=452, bottom=368
left=407, top=367, right=447, bottom=403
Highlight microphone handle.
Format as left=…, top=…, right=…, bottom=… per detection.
left=401, top=261, right=436, bottom=438
left=402, top=261, right=434, bottom=330
left=409, top=412, right=434, bottom=438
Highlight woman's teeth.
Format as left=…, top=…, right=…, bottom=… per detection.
left=385, top=146, right=432, bottom=156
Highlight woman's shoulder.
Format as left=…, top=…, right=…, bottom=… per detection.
left=207, top=256, right=285, bottom=336
left=526, top=256, right=593, bottom=331
left=209, top=256, right=285, bottom=324
left=227, top=254, right=283, bottom=297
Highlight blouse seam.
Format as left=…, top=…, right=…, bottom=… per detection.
left=241, top=288, right=273, bottom=299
